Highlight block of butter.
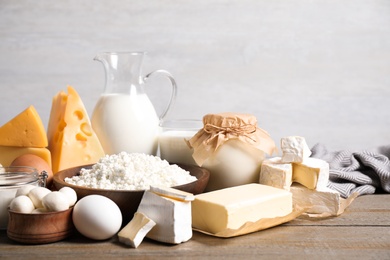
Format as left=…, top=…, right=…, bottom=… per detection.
left=192, top=183, right=292, bottom=234
left=259, top=157, right=293, bottom=191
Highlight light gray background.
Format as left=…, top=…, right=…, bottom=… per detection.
left=1, top=0, right=389, bottom=153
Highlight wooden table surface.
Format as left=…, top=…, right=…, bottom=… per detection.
left=1, top=194, right=389, bottom=259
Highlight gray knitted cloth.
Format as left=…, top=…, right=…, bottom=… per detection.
left=310, top=143, right=390, bottom=198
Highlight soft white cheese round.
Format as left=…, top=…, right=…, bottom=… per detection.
left=9, top=195, right=35, bottom=213
left=72, top=195, right=122, bottom=240
left=28, top=187, right=51, bottom=208
left=42, top=191, right=69, bottom=212
left=15, top=184, right=37, bottom=197
left=59, top=187, right=77, bottom=207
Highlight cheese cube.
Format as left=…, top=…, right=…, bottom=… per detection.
left=118, top=212, right=156, bottom=248
left=259, top=157, right=293, bottom=191
left=0, top=106, right=48, bottom=148
left=192, top=183, right=292, bottom=234
left=290, top=183, right=341, bottom=216
left=136, top=190, right=192, bottom=244
left=292, top=158, right=329, bottom=190
left=281, top=136, right=312, bottom=163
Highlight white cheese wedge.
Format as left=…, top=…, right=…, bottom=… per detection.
left=259, top=157, right=293, bottom=191
left=290, top=183, right=341, bottom=216
left=118, top=212, right=156, bottom=248
left=292, top=157, right=329, bottom=190
left=136, top=190, right=192, bottom=244
left=149, top=186, right=195, bottom=202
left=281, top=136, right=312, bottom=163
left=191, top=183, right=292, bottom=234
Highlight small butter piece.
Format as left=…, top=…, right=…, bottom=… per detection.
left=192, top=183, right=292, bottom=234
left=290, top=183, right=341, bottom=216
left=292, top=158, right=329, bottom=190
left=259, top=157, right=293, bottom=191
left=281, top=136, right=312, bottom=163
left=149, top=186, right=195, bottom=202
left=118, top=212, right=156, bottom=248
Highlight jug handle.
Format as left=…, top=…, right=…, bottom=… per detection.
left=144, top=70, right=177, bottom=121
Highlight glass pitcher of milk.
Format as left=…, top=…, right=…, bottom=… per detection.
left=91, top=52, right=177, bottom=155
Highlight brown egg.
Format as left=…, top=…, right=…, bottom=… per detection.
left=10, top=154, right=54, bottom=189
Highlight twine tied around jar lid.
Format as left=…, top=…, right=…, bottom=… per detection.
left=187, top=112, right=277, bottom=166
left=203, top=123, right=257, bottom=143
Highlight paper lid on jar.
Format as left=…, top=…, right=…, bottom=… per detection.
left=187, top=112, right=277, bottom=166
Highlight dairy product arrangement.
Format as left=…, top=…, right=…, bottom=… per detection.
left=0, top=56, right=356, bottom=247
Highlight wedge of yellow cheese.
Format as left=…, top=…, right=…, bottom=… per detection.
left=0, top=105, right=48, bottom=147
left=47, top=86, right=105, bottom=173
left=0, top=146, right=51, bottom=167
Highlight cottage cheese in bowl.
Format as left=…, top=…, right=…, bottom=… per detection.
left=64, top=152, right=197, bottom=190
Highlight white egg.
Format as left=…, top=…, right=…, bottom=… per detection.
left=72, top=195, right=122, bottom=240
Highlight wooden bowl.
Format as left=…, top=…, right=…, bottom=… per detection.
left=53, top=164, right=209, bottom=225
left=7, top=207, right=74, bottom=244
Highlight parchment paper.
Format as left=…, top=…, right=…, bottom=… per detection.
left=192, top=205, right=306, bottom=238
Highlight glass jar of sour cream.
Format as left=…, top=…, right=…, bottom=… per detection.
left=187, top=113, right=277, bottom=192
left=158, top=119, right=203, bottom=165
left=0, top=166, right=47, bottom=229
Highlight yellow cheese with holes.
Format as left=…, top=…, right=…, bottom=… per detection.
left=0, top=146, right=51, bottom=167
left=0, top=106, right=48, bottom=147
left=47, top=86, right=105, bottom=173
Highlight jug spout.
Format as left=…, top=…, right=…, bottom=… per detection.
left=94, top=51, right=146, bottom=95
